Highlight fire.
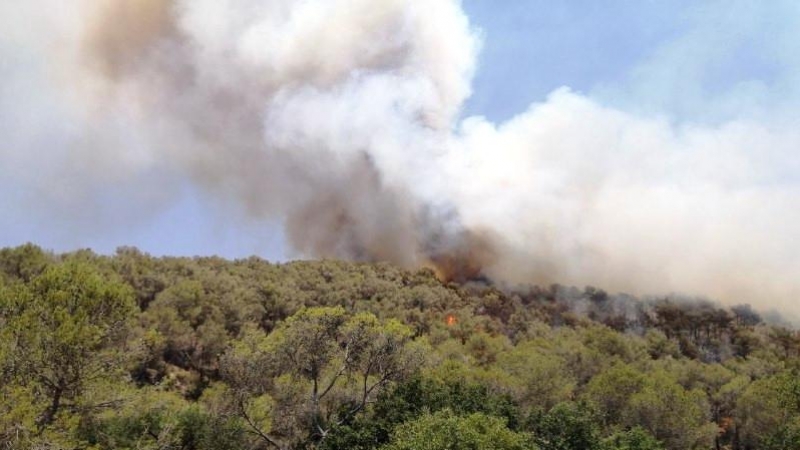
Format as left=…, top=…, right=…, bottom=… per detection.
left=446, top=315, right=457, bottom=326
left=422, top=229, right=497, bottom=284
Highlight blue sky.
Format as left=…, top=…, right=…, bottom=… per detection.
left=1, top=0, right=797, bottom=259
left=461, top=0, right=694, bottom=121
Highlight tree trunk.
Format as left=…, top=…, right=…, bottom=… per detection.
left=37, top=386, right=63, bottom=433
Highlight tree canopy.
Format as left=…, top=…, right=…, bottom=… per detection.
left=1, top=244, right=798, bottom=449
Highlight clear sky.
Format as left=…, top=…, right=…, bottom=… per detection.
left=1, top=0, right=798, bottom=260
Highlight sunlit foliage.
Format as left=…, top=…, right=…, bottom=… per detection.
left=1, top=244, right=799, bottom=449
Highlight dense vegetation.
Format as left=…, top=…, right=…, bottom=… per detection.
left=2, top=244, right=800, bottom=450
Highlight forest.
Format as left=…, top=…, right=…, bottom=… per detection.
left=1, top=243, right=800, bottom=450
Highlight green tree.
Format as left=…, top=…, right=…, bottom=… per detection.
left=602, top=427, right=664, bottom=450
left=78, top=388, right=248, bottom=450
left=142, top=278, right=232, bottom=383
left=622, top=371, right=715, bottom=450
left=0, top=243, right=51, bottom=283
left=762, top=417, right=800, bottom=450
left=0, top=262, right=135, bottom=444
left=583, top=364, right=646, bottom=428
left=527, top=402, right=601, bottom=450
left=737, top=371, right=800, bottom=449
left=381, top=409, right=532, bottom=450
left=321, top=374, right=522, bottom=450
left=111, top=246, right=167, bottom=310
left=498, top=341, right=576, bottom=411
left=221, top=307, right=423, bottom=449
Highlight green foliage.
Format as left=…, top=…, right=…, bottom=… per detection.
left=622, top=371, right=715, bottom=450
left=736, top=371, right=800, bottom=449
left=583, top=364, right=646, bottom=427
left=762, top=417, right=800, bottom=450
left=0, top=243, right=51, bottom=282
left=142, top=278, right=233, bottom=383
left=527, top=402, right=602, bottom=450
left=498, top=340, right=576, bottom=411
left=220, top=307, right=422, bottom=448
left=0, top=261, right=135, bottom=444
left=381, top=409, right=532, bottom=450
left=602, top=427, right=664, bottom=450
left=0, top=244, right=797, bottom=450
left=321, top=374, right=522, bottom=450
left=79, top=389, right=247, bottom=450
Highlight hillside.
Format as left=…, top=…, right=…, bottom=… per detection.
left=1, top=244, right=799, bottom=450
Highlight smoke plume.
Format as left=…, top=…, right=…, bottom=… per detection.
left=1, top=0, right=799, bottom=313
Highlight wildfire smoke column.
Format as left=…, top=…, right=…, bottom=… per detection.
left=1, top=0, right=799, bottom=314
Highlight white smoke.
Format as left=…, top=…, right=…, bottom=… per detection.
left=1, top=0, right=799, bottom=312
left=448, top=90, right=800, bottom=311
